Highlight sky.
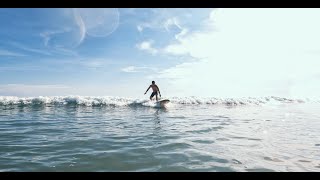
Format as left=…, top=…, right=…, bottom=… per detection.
left=0, top=8, right=320, bottom=98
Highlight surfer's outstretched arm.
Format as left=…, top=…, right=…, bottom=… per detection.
left=144, top=86, right=151, bottom=95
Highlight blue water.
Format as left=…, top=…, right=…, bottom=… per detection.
left=0, top=97, right=320, bottom=171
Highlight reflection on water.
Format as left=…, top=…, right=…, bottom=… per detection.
left=153, top=109, right=161, bottom=131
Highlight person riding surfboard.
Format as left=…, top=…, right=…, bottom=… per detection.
left=144, top=81, right=161, bottom=101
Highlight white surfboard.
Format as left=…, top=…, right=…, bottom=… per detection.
left=157, top=99, right=170, bottom=107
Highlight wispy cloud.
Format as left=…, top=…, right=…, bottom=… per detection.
left=50, top=47, right=79, bottom=57
left=121, top=8, right=138, bottom=15
left=164, top=17, right=182, bottom=32
left=136, top=9, right=180, bottom=32
left=0, top=84, right=73, bottom=96
left=175, top=28, right=188, bottom=40
left=40, top=28, right=72, bottom=47
left=136, top=40, right=158, bottom=55
left=42, top=57, right=122, bottom=72
left=0, top=66, right=42, bottom=72
left=0, top=49, right=25, bottom=57
left=73, top=58, right=116, bottom=70
left=137, top=25, right=143, bottom=32
left=9, top=42, right=52, bottom=56
left=38, top=10, right=85, bottom=49
left=135, top=8, right=211, bottom=33
left=74, top=8, right=119, bottom=38
left=121, top=66, right=157, bottom=73
left=0, top=57, right=113, bottom=73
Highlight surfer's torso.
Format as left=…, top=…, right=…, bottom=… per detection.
left=150, top=84, right=159, bottom=92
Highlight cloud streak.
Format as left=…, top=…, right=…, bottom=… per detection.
left=9, top=42, right=52, bottom=56
left=0, top=84, right=73, bottom=96
left=0, top=49, right=25, bottom=57
left=121, top=66, right=157, bottom=73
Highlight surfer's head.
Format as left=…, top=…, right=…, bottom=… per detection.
left=152, top=81, right=155, bottom=84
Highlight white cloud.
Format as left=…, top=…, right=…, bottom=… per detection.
left=175, top=28, right=188, bottom=40
left=137, top=16, right=184, bottom=34
left=121, top=66, right=157, bottom=73
left=137, top=25, right=143, bottom=32
left=157, top=8, right=320, bottom=98
left=121, top=66, right=138, bottom=73
left=136, top=40, right=158, bottom=55
left=0, top=49, right=25, bottom=57
left=135, top=8, right=212, bottom=33
left=164, top=43, right=189, bottom=56
left=164, top=17, right=182, bottom=31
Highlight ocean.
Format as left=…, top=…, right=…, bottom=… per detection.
left=0, top=96, right=319, bottom=172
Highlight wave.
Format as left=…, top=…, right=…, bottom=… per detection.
left=0, top=96, right=318, bottom=107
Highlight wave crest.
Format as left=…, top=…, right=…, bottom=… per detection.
left=0, top=96, right=315, bottom=107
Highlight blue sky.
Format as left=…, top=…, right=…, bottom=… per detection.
left=1, top=8, right=320, bottom=98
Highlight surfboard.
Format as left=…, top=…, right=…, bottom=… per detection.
left=157, top=99, right=170, bottom=107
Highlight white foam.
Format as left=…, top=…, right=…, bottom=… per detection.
left=0, top=95, right=315, bottom=107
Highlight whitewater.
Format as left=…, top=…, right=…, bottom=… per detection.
left=0, top=96, right=317, bottom=107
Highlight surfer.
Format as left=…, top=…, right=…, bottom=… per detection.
left=144, top=81, right=161, bottom=101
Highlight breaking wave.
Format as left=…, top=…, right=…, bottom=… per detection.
left=0, top=96, right=318, bottom=107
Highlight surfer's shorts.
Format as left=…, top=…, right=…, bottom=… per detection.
left=150, top=92, right=158, bottom=98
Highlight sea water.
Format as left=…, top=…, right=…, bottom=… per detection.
left=0, top=96, right=319, bottom=172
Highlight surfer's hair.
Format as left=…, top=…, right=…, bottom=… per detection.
left=152, top=81, right=155, bottom=84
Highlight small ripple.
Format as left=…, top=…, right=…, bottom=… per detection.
left=216, top=138, right=230, bottom=141
left=167, top=116, right=186, bottom=119
left=199, top=118, right=221, bottom=122
left=231, top=136, right=247, bottom=139
left=216, top=116, right=229, bottom=119
left=155, top=142, right=193, bottom=151
left=229, top=136, right=262, bottom=141
left=246, top=168, right=276, bottom=172
left=138, top=115, right=153, bottom=119
left=192, top=140, right=215, bottom=144
left=232, top=159, right=242, bottom=164
left=191, top=126, right=223, bottom=134
left=264, top=157, right=283, bottom=162
left=158, top=166, right=190, bottom=172
left=187, top=152, right=229, bottom=164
